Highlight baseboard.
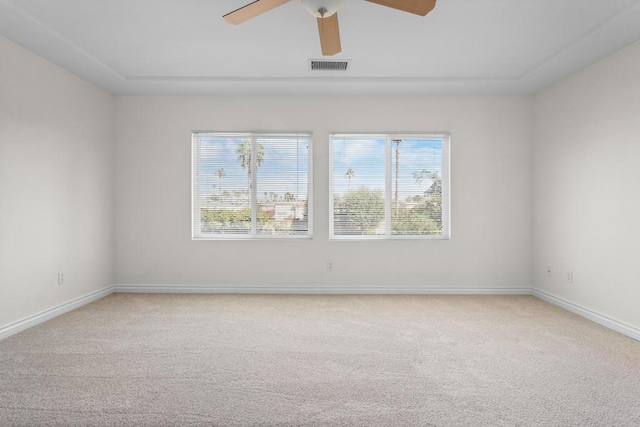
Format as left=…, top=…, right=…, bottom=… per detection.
left=532, top=289, right=640, bottom=342
left=0, top=287, right=114, bottom=341
left=113, top=284, right=532, bottom=295
left=3, top=285, right=636, bottom=344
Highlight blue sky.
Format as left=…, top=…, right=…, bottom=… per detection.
left=197, top=135, right=443, bottom=201
left=198, top=136, right=309, bottom=201
left=332, top=137, right=443, bottom=197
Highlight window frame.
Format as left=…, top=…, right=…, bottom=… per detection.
left=192, top=131, right=313, bottom=240
left=329, top=132, right=450, bottom=240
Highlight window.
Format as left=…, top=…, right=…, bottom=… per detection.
left=192, top=132, right=312, bottom=239
left=330, top=133, right=450, bottom=239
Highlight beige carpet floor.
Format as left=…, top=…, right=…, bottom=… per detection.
left=0, top=294, right=639, bottom=426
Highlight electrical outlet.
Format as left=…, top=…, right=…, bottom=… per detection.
left=566, top=271, right=573, bottom=284
left=546, top=267, right=552, bottom=278
left=327, top=261, right=333, bottom=271
left=57, top=272, right=65, bottom=286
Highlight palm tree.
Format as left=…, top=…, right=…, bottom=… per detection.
left=236, top=139, right=264, bottom=198
left=216, top=168, right=226, bottom=196
left=393, top=139, right=402, bottom=217
left=413, top=169, right=429, bottom=185
left=346, top=167, right=355, bottom=191
left=413, top=169, right=440, bottom=195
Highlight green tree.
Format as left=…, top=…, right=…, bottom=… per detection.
left=345, top=168, right=355, bottom=191
left=334, top=187, right=384, bottom=235
left=201, top=208, right=251, bottom=233
left=389, top=169, right=443, bottom=234
left=413, top=169, right=441, bottom=196
left=202, top=207, right=271, bottom=234
left=392, top=209, right=439, bottom=235
left=415, top=170, right=442, bottom=229
left=284, top=192, right=295, bottom=202
left=236, top=139, right=264, bottom=196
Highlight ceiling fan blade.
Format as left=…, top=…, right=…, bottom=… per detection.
left=317, top=13, right=341, bottom=56
left=364, top=0, right=436, bottom=16
left=223, top=0, right=292, bottom=25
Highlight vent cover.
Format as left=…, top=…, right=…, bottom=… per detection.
left=309, top=59, right=350, bottom=71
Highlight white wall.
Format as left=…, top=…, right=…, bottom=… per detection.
left=2, top=23, right=639, bottom=336
left=533, top=41, right=640, bottom=329
left=0, top=36, right=114, bottom=328
left=115, top=95, right=532, bottom=289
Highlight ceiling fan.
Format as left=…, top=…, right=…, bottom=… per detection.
left=223, top=0, right=437, bottom=56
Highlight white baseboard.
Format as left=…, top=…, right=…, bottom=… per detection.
left=0, top=287, right=114, bottom=341
left=3, top=285, right=637, bottom=344
left=116, top=285, right=639, bottom=341
left=113, top=284, right=532, bottom=295
left=532, top=289, right=640, bottom=342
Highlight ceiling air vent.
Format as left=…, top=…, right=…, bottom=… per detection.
left=309, top=59, right=350, bottom=71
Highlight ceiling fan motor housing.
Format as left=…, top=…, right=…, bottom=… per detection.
left=301, top=0, right=346, bottom=18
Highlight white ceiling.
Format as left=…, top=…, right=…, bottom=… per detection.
left=1, top=0, right=640, bottom=95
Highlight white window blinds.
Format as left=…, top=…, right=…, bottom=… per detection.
left=330, top=133, right=450, bottom=239
left=193, top=132, right=312, bottom=239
